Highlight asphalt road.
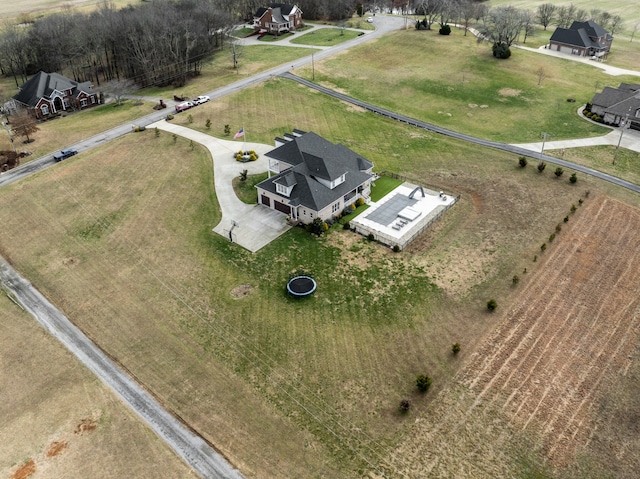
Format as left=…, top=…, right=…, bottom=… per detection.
left=279, top=73, right=640, bottom=194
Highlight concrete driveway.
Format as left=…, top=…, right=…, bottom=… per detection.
left=150, top=120, right=290, bottom=252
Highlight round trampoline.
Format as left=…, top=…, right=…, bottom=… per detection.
left=287, top=276, right=317, bottom=297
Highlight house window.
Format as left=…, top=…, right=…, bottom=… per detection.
left=63, top=98, right=70, bottom=108
left=80, top=98, right=87, bottom=107
left=332, top=203, right=340, bottom=213
left=41, top=105, right=49, bottom=116
left=91, top=96, right=96, bottom=104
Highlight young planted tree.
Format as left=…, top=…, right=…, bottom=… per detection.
left=537, top=161, right=546, bottom=173
left=487, top=299, right=497, bottom=311
left=416, top=374, right=432, bottom=393
left=518, top=156, right=528, bottom=167
left=399, top=398, right=411, bottom=413
left=452, top=343, right=461, bottom=355
left=554, top=166, right=564, bottom=177
left=570, top=172, right=577, bottom=183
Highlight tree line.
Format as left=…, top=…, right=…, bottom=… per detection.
left=0, top=0, right=234, bottom=89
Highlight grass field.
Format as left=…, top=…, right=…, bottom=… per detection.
left=2, top=74, right=633, bottom=477
left=0, top=293, right=193, bottom=479
left=289, top=27, right=363, bottom=46
left=0, top=0, right=143, bottom=20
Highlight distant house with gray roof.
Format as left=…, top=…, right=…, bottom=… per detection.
left=591, top=83, right=640, bottom=129
left=256, top=131, right=374, bottom=224
left=548, top=20, right=612, bottom=58
left=13, top=71, right=98, bottom=120
left=253, top=4, right=303, bottom=34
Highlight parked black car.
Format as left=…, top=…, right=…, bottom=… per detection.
left=53, top=148, right=78, bottom=161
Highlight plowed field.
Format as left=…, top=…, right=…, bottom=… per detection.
left=463, top=195, right=640, bottom=466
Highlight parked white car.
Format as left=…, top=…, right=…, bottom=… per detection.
left=175, top=101, right=194, bottom=112
left=193, top=95, right=210, bottom=105
left=366, top=17, right=374, bottom=23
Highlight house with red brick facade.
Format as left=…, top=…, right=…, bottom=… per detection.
left=256, top=131, right=374, bottom=224
left=13, top=71, right=99, bottom=120
left=253, top=4, right=303, bottom=34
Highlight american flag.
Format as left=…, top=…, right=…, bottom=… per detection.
left=234, top=128, right=245, bottom=139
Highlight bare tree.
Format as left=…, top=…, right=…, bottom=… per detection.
left=459, top=0, right=479, bottom=36
left=536, top=67, right=547, bottom=86
left=102, top=79, right=135, bottom=106
left=521, top=9, right=535, bottom=43
left=575, top=9, right=588, bottom=23
left=631, top=22, right=640, bottom=42
left=536, top=3, right=556, bottom=30
left=556, top=6, right=571, bottom=29
left=479, top=6, right=526, bottom=58
left=609, top=15, right=623, bottom=35
left=10, top=110, right=39, bottom=144
left=228, top=38, right=243, bottom=73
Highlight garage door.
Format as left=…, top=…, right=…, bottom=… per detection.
left=274, top=201, right=291, bottom=214
left=261, top=195, right=271, bottom=207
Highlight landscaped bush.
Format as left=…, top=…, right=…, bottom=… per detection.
left=570, top=173, right=577, bottom=184
left=439, top=24, right=451, bottom=35
left=492, top=43, right=511, bottom=59
left=355, top=197, right=365, bottom=207
left=399, top=398, right=411, bottom=413
left=392, top=245, right=400, bottom=252
left=343, top=221, right=350, bottom=230
left=537, top=161, right=546, bottom=173
left=451, top=343, right=461, bottom=355
left=367, top=232, right=375, bottom=241
left=555, top=167, right=564, bottom=177
left=342, top=205, right=354, bottom=216
left=166, top=114, right=174, bottom=121
left=518, top=156, right=528, bottom=168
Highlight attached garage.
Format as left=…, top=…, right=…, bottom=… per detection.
left=274, top=201, right=291, bottom=214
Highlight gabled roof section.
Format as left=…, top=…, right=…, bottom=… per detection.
left=570, top=20, right=609, bottom=39
left=274, top=171, right=297, bottom=187
left=549, top=27, right=591, bottom=48
left=270, top=7, right=286, bottom=23
left=13, top=71, right=95, bottom=108
left=270, top=3, right=297, bottom=15
left=254, top=7, right=268, bottom=19
left=592, top=86, right=635, bottom=108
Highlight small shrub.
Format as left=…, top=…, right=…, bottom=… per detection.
left=452, top=343, right=461, bottom=355
left=187, top=114, right=193, bottom=124
left=205, top=119, right=211, bottom=129
left=342, top=205, right=354, bottom=216
left=172, top=133, right=177, bottom=143
left=512, top=274, right=520, bottom=285
left=518, top=156, right=528, bottom=168
left=355, top=197, right=365, bottom=207
left=393, top=245, right=400, bottom=252
left=541, top=242, right=547, bottom=252
left=549, top=233, right=556, bottom=242
left=154, top=127, right=160, bottom=137
left=556, top=223, right=562, bottom=233
left=492, top=42, right=511, bottom=59
left=533, top=255, right=537, bottom=262
left=570, top=172, right=577, bottom=184
left=439, top=24, right=451, bottom=35
left=416, top=374, right=432, bottom=393
left=224, top=124, right=231, bottom=136
left=584, top=190, right=590, bottom=198
left=537, top=161, right=546, bottom=173
left=343, top=221, right=351, bottom=230
left=554, top=167, right=564, bottom=177
left=487, top=299, right=497, bottom=311
left=578, top=198, right=583, bottom=205
left=564, top=216, right=569, bottom=223
left=367, top=233, right=375, bottom=241
left=571, top=204, right=577, bottom=213
left=399, top=399, right=411, bottom=413
left=190, top=140, right=194, bottom=150
left=166, top=113, right=174, bottom=121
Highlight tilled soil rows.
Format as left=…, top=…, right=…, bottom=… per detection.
left=462, top=195, right=640, bottom=466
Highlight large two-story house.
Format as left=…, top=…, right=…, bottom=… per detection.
left=256, top=131, right=374, bottom=224
left=253, top=4, right=303, bottom=34
left=591, top=83, right=640, bottom=130
left=12, top=71, right=99, bottom=120
left=548, top=20, right=613, bottom=58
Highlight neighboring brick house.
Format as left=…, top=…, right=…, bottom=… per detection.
left=13, top=71, right=99, bottom=120
left=591, top=83, right=640, bottom=129
left=256, top=131, right=374, bottom=224
left=548, top=20, right=613, bottom=58
left=253, top=4, right=303, bottom=34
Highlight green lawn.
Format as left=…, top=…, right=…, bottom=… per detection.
left=290, top=27, right=363, bottom=46
left=232, top=171, right=268, bottom=204
left=295, top=28, right=626, bottom=143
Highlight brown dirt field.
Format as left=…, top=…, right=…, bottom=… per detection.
left=386, top=195, right=640, bottom=477
left=10, top=460, right=35, bottom=479
left=45, top=441, right=68, bottom=457
left=461, top=195, right=640, bottom=466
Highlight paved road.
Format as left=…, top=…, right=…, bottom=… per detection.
left=279, top=72, right=640, bottom=194
left=0, top=256, right=245, bottom=479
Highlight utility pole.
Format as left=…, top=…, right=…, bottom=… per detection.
left=540, top=132, right=548, bottom=159
left=312, top=52, right=315, bottom=81
left=613, top=113, right=630, bottom=165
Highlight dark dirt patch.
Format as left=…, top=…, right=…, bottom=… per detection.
left=10, top=460, right=35, bottom=479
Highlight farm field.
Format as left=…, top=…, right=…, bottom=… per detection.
left=1, top=73, right=638, bottom=478
left=0, top=294, right=193, bottom=479
left=0, top=0, right=142, bottom=20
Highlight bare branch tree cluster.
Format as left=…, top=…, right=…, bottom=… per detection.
left=0, top=0, right=234, bottom=89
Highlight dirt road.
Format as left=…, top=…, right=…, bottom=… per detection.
left=0, top=256, right=245, bottom=479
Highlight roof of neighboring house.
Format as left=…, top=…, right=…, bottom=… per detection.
left=258, top=132, right=373, bottom=212
left=592, top=83, right=640, bottom=118
left=254, top=3, right=300, bottom=20
left=13, top=71, right=95, bottom=108
left=549, top=19, right=611, bottom=49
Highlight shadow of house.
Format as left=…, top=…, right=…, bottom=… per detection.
left=549, top=20, right=612, bottom=58
left=591, top=83, right=640, bottom=129
left=13, top=71, right=99, bottom=120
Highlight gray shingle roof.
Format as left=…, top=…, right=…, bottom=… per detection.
left=258, top=132, right=373, bottom=212
left=13, top=71, right=95, bottom=108
left=549, top=19, right=610, bottom=50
